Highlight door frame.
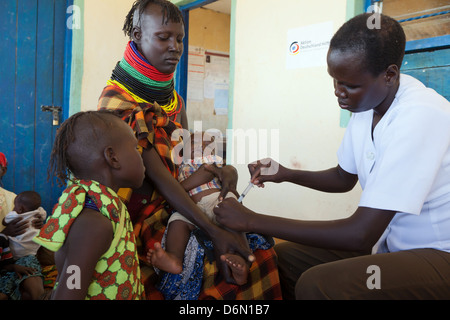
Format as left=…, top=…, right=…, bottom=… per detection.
left=175, top=0, right=219, bottom=106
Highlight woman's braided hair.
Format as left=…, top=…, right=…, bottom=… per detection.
left=123, top=0, right=184, bottom=39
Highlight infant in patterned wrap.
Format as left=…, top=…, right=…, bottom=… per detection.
left=147, top=131, right=252, bottom=285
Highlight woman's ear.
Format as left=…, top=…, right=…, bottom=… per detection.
left=385, top=64, right=399, bottom=87
left=132, top=26, right=142, bottom=43
left=104, top=146, right=121, bottom=169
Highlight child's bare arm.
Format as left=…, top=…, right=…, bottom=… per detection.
left=179, top=165, right=215, bottom=192
left=52, top=208, right=112, bottom=300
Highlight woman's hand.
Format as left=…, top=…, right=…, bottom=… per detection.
left=2, top=217, right=28, bottom=237
left=209, top=226, right=255, bottom=284
left=31, top=214, right=44, bottom=229
left=2, top=213, right=44, bottom=237
left=248, top=158, right=286, bottom=187
left=214, top=197, right=256, bottom=233
left=204, top=164, right=239, bottom=200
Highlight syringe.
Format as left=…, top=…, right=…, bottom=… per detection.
left=237, top=182, right=254, bottom=203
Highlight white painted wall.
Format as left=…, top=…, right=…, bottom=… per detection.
left=80, top=0, right=134, bottom=111
left=229, top=0, right=362, bottom=221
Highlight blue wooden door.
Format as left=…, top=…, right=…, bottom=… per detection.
left=0, top=0, right=69, bottom=214
left=402, top=48, right=450, bottom=102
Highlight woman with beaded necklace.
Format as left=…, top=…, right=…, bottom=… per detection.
left=98, top=0, right=281, bottom=300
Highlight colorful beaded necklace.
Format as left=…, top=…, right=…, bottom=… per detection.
left=108, top=41, right=181, bottom=117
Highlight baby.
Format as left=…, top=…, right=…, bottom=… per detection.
left=147, top=132, right=250, bottom=285
left=3, top=191, right=46, bottom=259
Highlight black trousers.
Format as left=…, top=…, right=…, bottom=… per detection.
left=274, top=242, right=450, bottom=300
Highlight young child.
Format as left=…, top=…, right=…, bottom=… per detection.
left=3, top=191, right=46, bottom=259
left=147, top=132, right=251, bottom=285
left=34, top=110, right=146, bottom=300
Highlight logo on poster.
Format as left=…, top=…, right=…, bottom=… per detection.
left=286, top=21, right=333, bottom=69
left=289, top=41, right=300, bottom=55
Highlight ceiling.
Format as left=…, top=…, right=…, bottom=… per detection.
left=202, top=0, right=231, bottom=15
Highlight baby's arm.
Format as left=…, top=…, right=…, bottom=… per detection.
left=180, top=165, right=215, bottom=192
left=52, top=208, right=112, bottom=300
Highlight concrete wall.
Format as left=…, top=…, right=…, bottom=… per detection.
left=74, top=0, right=134, bottom=113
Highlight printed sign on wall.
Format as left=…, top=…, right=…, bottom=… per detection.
left=286, top=21, right=334, bottom=69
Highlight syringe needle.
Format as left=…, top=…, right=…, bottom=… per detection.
left=238, top=182, right=254, bottom=203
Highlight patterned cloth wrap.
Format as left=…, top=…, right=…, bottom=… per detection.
left=178, top=155, right=223, bottom=197
left=0, top=234, right=44, bottom=300
left=98, top=82, right=282, bottom=300
left=34, top=179, right=145, bottom=300
left=157, top=229, right=275, bottom=300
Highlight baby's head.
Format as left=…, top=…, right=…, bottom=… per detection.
left=188, top=131, right=222, bottom=161
left=14, top=191, right=41, bottom=214
left=49, top=110, right=145, bottom=190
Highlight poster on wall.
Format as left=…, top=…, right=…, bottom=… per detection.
left=187, top=46, right=205, bottom=101
left=213, top=83, right=229, bottom=115
left=286, top=21, right=333, bottom=69
left=186, top=46, right=230, bottom=115
left=204, top=51, right=229, bottom=99
left=204, top=51, right=230, bottom=115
